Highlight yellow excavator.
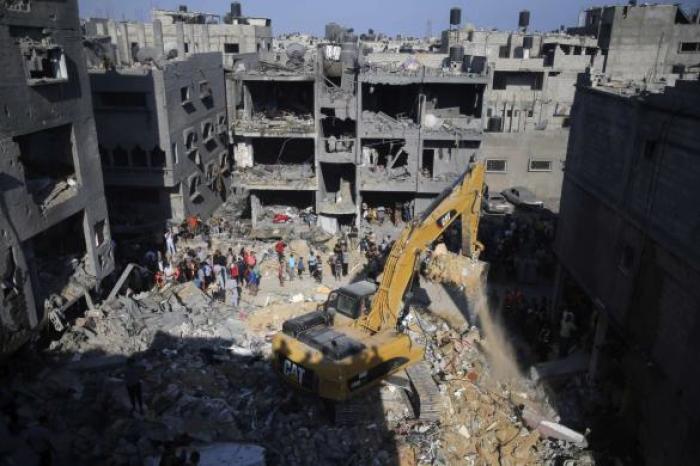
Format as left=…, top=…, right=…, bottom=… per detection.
left=272, top=161, right=485, bottom=419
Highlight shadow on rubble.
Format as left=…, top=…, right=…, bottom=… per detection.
left=0, top=329, right=401, bottom=466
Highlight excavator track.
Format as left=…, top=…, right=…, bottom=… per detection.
left=406, top=362, right=442, bottom=422
left=334, top=394, right=383, bottom=426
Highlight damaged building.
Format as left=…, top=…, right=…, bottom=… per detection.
left=567, top=3, right=700, bottom=81
left=443, top=9, right=600, bottom=210
left=554, top=76, right=700, bottom=463
left=0, top=0, right=114, bottom=355
left=88, top=48, right=230, bottom=233
left=83, top=2, right=272, bottom=70
left=229, top=28, right=488, bottom=230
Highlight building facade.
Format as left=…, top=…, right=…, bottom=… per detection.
left=0, top=0, right=114, bottom=355
left=83, top=2, right=272, bottom=70
left=228, top=43, right=488, bottom=231
left=442, top=11, right=600, bottom=210
left=568, top=3, right=700, bottom=82
left=90, top=52, right=230, bottom=233
left=554, top=77, right=700, bottom=464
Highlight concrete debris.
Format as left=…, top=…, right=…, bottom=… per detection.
left=0, top=209, right=593, bottom=465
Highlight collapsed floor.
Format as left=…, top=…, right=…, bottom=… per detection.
left=0, top=206, right=593, bottom=466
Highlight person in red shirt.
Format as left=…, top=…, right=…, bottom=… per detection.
left=275, top=240, right=286, bottom=262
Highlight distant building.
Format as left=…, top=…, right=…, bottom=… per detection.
left=443, top=10, right=600, bottom=210
left=568, top=3, right=700, bottom=81
left=554, top=76, right=700, bottom=464
left=89, top=52, right=230, bottom=233
left=83, top=2, right=272, bottom=69
left=0, top=0, right=114, bottom=355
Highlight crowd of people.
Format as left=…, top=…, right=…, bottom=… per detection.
left=361, top=202, right=414, bottom=226
left=481, top=214, right=557, bottom=283
left=124, top=226, right=266, bottom=307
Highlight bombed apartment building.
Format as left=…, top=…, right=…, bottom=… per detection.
left=229, top=46, right=318, bottom=228
left=88, top=49, right=230, bottom=234
left=443, top=8, right=600, bottom=210
left=0, top=0, right=114, bottom=355
left=83, top=2, right=272, bottom=69
left=568, top=3, right=700, bottom=82
left=228, top=32, right=488, bottom=230
left=554, top=77, right=700, bottom=463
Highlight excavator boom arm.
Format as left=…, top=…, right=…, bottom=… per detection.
left=360, top=162, right=485, bottom=333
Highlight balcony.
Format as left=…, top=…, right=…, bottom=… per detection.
left=233, top=113, right=315, bottom=138
left=233, top=164, right=317, bottom=190
left=359, top=166, right=416, bottom=191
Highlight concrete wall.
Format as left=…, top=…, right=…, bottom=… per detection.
left=479, top=130, right=567, bottom=210
left=555, top=80, right=700, bottom=464
left=572, top=4, right=700, bottom=81
left=0, top=0, right=114, bottom=355
left=85, top=15, right=272, bottom=69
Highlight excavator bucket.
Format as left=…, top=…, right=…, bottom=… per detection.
left=423, top=251, right=489, bottom=329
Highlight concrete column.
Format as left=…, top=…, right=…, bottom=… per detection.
left=588, top=310, right=609, bottom=382
left=550, top=262, right=565, bottom=325
left=201, top=24, right=211, bottom=52
left=185, top=24, right=195, bottom=53
left=106, top=20, right=121, bottom=66
left=117, top=22, right=131, bottom=65
left=153, top=20, right=164, bottom=55
left=136, top=23, right=147, bottom=49
left=250, top=193, right=261, bottom=228
left=176, top=21, right=186, bottom=58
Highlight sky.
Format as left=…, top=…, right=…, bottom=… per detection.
left=78, top=0, right=700, bottom=36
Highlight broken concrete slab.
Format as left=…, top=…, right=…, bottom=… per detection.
left=537, top=420, right=588, bottom=447
left=530, top=351, right=590, bottom=383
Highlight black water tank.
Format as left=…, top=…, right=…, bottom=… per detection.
left=523, top=36, right=534, bottom=50
left=449, top=45, right=464, bottom=64
left=231, top=2, right=242, bottom=17
left=519, top=10, right=530, bottom=28
left=450, top=7, right=461, bottom=26
left=178, top=5, right=188, bottom=12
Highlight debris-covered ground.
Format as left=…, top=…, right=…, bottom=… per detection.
left=0, top=208, right=594, bottom=466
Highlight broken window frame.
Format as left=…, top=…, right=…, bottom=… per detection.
left=20, top=41, right=69, bottom=86
left=199, top=80, right=212, bottom=100
left=216, top=112, right=227, bottom=134
left=183, top=127, right=198, bottom=151
left=485, top=159, right=508, bottom=173
left=219, top=151, right=230, bottom=173
left=528, top=159, right=553, bottom=172
left=201, top=119, right=214, bottom=142
left=6, top=0, right=31, bottom=13
left=180, top=85, right=192, bottom=105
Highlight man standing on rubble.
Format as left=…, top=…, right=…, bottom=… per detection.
left=559, top=309, right=577, bottom=357
left=275, top=240, right=286, bottom=262
left=125, top=357, right=145, bottom=415
left=288, top=254, right=296, bottom=281
left=165, top=229, right=176, bottom=256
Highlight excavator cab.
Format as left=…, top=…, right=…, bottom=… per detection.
left=324, top=281, right=377, bottom=320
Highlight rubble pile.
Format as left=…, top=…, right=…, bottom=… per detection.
left=406, top=307, right=593, bottom=465
left=1, top=217, right=593, bottom=465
